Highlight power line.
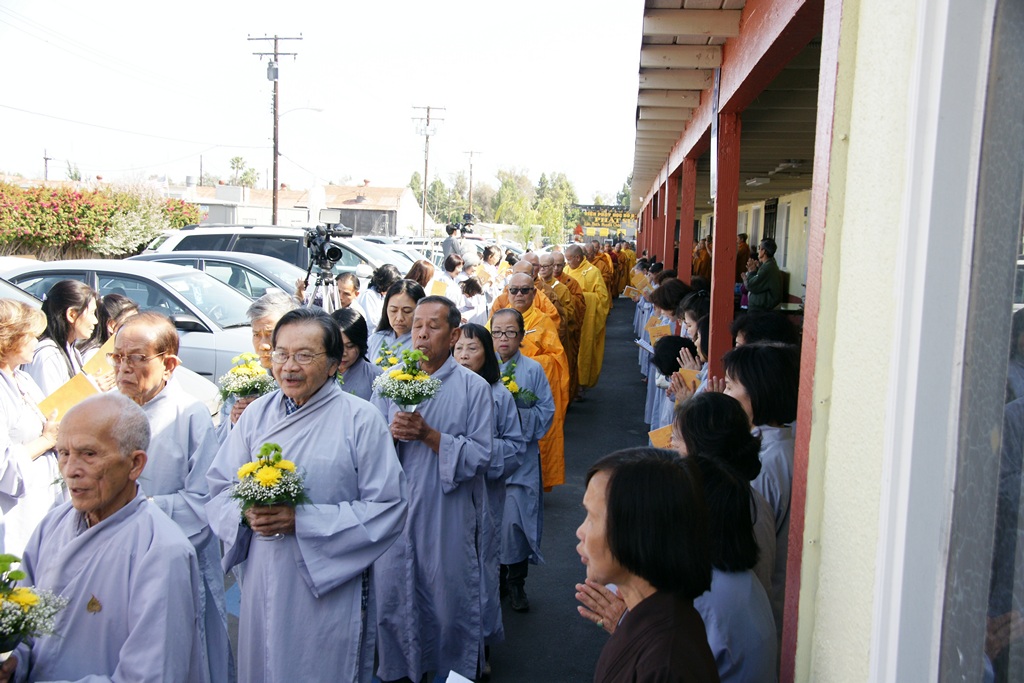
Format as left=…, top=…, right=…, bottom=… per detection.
left=0, top=103, right=270, bottom=149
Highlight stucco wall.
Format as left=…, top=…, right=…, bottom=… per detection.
left=795, top=0, right=920, bottom=679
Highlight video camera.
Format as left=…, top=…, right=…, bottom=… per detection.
left=304, top=225, right=344, bottom=270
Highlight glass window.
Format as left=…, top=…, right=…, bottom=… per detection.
left=234, top=236, right=301, bottom=265
left=176, top=234, right=231, bottom=251
left=11, top=272, right=88, bottom=300
left=205, top=261, right=277, bottom=299
left=161, top=271, right=252, bottom=328
left=96, top=274, right=188, bottom=317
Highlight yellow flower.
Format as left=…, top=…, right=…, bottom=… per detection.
left=374, top=357, right=383, bottom=365
left=389, top=357, right=400, bottom=365
left=508, top=381, right=519, bottom=394
left=237, top=461, right=260, bottom=479
left=396, top=373, right=414, bottom=381
left=415, top=373, right=430, bottom=381
left=231, top=355, right=241, bottom=364
left=501, top=376, right=510, bottom=383
left=274, top=459, right=296, bottom=472
left=8, top=587, right=39, bottom=611
left=254, top=466, right=282, bottom=488
left=389, top=369, right=403, bottom=378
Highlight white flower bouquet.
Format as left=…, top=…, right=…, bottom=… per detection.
left=0, top=554, right=69, bottom=653
left=218, top=353, right=276, bottom=401
left=371, top=349, right=442, bottom=412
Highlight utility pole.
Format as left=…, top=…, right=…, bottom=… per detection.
left=413, top=105, right=444, bottom=236
left=250, top=33, right=302, bottom=224
left=464, top=150, right=479, bottom=216
left=43, top=149, right=52, bottom=181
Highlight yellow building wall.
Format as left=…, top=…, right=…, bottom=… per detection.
left=793, top=0, right=919, bottom=680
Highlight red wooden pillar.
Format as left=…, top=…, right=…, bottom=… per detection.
left=708, top=113, right=740, bottom=379
left=677, top=159, right=697, bottom=284
left=661, top=174, right=678, bottom=271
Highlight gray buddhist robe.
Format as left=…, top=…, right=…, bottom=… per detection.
left=367, top=330, right=412, bottom=367
left=482, top=381, right=526, bottom=645
left=12, top=489, right=207, bottom=683
left=371, top=356, right=494, bottom=682
left=207, top=381, right=407, bottom=683
left=339, top=357, right=383, bottom=402
left=498, top=352, right=554, bottom=566
left=139, top=376, right=232, bottom=683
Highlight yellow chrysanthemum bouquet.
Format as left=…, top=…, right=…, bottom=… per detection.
left=373, top=341, right=402, bottom=370
left=231, top=443, right=311, bottom=521
left=218, top=352, right=277, bottom=401
left=500, top=362, right=539, bottom=407
left=0, top=554, right=68, bottom=653
left=371, top=349, right=442, bottom=412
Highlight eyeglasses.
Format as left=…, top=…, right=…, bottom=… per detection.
left=491, top=329, right=520, bottom=339
left=507, top=287, right=534, bottom=295
left=107, top=351, right=167, bottom=368
left=270, top=350, right=326, bottom=365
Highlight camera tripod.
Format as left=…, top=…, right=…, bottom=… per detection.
left=302, top=262, right=341, bottom=314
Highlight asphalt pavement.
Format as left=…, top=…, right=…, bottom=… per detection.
left=487, top=298, right=648, bottom=682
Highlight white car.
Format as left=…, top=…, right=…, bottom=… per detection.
left=0, top=259, right=254, bottom=380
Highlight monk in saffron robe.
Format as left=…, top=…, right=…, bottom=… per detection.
left=495, top=274, right=568, bottom=490
left=564, top=244, right=610, bottom=390
left=539, top=253, right=580, bottom=406
left=491, top=261, right=564, bottom=338
left=587, top=241, right=615, bottom=298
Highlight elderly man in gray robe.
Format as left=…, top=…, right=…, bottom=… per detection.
left=112, top=312, right=231, bottom=683
left=372, top=296, right=495, bottom=683
left=0, top=393, right=206, bottom=683
left=207, top=308, right=408, bottom=683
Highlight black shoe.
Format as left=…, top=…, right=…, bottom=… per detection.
left=509, top=585, right=530, bottom=612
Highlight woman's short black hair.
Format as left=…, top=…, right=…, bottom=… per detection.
left=377, top=279, right=426, bottom=334
left=693, top=454, right=759, bottom=572
left=586, top=448, right=711, bottom=599
left=678, top=290, right=711, bottom=323
left=331, top=307, right=369, bottom=360
left=722, top=342, right=800, bottom=426
left=491, top=307, right=525, bottom=334
left=369, top=264, right=402, bottom=294
left=459, top=324, right=501, bottom=385
left=274, top=308, right=343, bottom=364
left=648, top=278, right=693, bottom=313
left=460, top=277, right=483, bottom=298
left=652, top=335, right=696, bottom=377
left=444, top=253, right=464, bottom=274
left=674, top=393, right=762, bottom=481
left=730, top=310, right=800, bottom=346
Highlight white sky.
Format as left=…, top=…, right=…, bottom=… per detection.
left=0, top=0, right=644, bottom=203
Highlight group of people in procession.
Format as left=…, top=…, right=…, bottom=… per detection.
left=0, top=226, right=813, bottom=682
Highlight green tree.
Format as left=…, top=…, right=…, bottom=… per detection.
left=66, top=162, right=82, bottom=182
left=229, top=156, right=247, bottom=185
left=472, top=182, right=496, bottom=222
left=535, top=173, right=550, bottom=202
left=408, top=171, right=423, bottom=202
left=593, top=192, right=606, bottom=205
left=616, top=173, right=633, bottom=207
left=239, top=167, right=260, bottom=189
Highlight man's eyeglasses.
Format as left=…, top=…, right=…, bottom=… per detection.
left=107, top=352, right=168, bottom=368
left=508, top=287, right=534, bottom=295
left=270, top=350, right=326, bottom=365
left=491, top=330, right=520, bottom=339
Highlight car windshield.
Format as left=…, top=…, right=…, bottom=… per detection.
left=258, top=258, right=307, bottom=285
left=162, top=271, right=253, bottom=328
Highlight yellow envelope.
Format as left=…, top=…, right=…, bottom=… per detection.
left=38, top=373, right=100, bottom=422
left=430, top=280, right=448, bottom=297
left=675, top=367, right=702, bottom=387
left=82, top=336, right=116, bottom=376
left=649, top=424, right=674, bottom=449
left=648, top=324, right=672, bottom=346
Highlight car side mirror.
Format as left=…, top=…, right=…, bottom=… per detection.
left=355, top=264, right=373, bottom=279
left=171, top=313, right=210, bottom=333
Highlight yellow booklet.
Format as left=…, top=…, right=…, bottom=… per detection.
left=38, top=373, right=100, bottom=421
left=648, top=424, right=673, bottom=449
left=648, top=324, right=672, bottom=346
left=430, top=280, right=448, bottom=297
left=81, top=337, right=116, bottom=376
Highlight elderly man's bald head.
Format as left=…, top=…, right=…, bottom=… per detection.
left=565, top=244, right=583, bottom=259
left=539, top=253, right=553, bottom=267
left=512, top=260, right=535, bottom=278
left=523, top=252, right=540, bottom=267
left=506, top=272, right=536, bottom=313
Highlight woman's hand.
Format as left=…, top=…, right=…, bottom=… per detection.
left=706, top=376, right=726, bottom=394
left=93, top=369, right=117, bottom=392
left=677, top=348, right=701, bottom=372
left=42, top=409, right=59, bottom=447
left=245, top=505, right=296, bottom=536
left=669, top=372, right=698, bottom=405
left=575, top=579, right=626, bottom=635
left=0, top=654, right=17, bottom=682
left=746, top=258, right=759, bottom=273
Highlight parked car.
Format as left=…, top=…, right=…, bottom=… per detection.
left=0, top=260, right=254, bottom=379
left=0, top=276, right=41, bottom=306
left=128, top=251, right=307, bottom=298
left=148, top=225, right=415, bottom=282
